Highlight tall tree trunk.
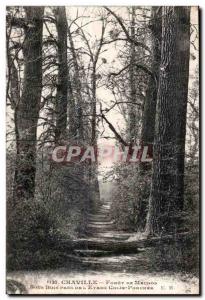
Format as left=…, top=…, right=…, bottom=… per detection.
left=91, top=65, right=97, bottom=145
left=140, top=7, right=162, bottom=168
left=67, top=26, right=84, bottom=141
left=13, top=7, right=44, bottom=203
left=54, top=7, right=77, bottom=139
left=175, top=8, right=191, bottom=210
left=136, top=8, right=162, bottom=230
left=90, top=61, right=100, bottom=212
left=54, top=7, right=68, bottom=142
left=145, top=7, right=190, bottom=235
left=89, top=24, right=105, bottom=211
left=128, top=7, right=137, bottom=142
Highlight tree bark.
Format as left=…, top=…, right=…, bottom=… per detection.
left=141, top=7, right=161, bottom=145
left=140, top=7, right=162, bottom=170
left=13, top=7, right=44, bottom=203
left=145, top=7, right=190, bottom=235
left=128, top=7, right=137, bottom=142
left=175, top=8, right=191, bottom=211
left=54, top=7, right=68, bottom=142
left=67, top=25, right=84, bottom=141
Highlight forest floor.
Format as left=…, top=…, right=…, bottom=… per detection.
left=7, top=200, right=199, bottom=294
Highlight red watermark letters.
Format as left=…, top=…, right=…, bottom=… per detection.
left=50, top=144, right=153, bottom=164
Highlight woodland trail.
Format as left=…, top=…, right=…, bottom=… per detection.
left=69, top=200, right=154, bottom=273
left=74, top=201, right=133, bottom=262
left=6, top=200, right=199, bottom=294
left=65, top=199, right=198, bottom=274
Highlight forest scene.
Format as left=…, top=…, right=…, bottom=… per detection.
left=6, top=6, right=199, bottom=294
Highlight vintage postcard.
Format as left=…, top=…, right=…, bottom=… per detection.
left=6, top=6, right=200, bottom=295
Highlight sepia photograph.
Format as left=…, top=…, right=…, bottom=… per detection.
left=6, top=5, right=200, bottom=295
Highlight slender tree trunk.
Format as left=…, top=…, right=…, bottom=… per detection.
left=145, top=7, right=190, bottom=235
left=135, top=8, right=162, bottom=230
left=67, top=26, right=84, bottom=141
left=13, top=7, right=44, bottom=203
left=67, top=72, right=77, bottom=138
left=90, top=63, right=100, bottom=211
left=128, top=7, right=137, bottom=142
left=54, top=7, right=78, bottom=139
left=175, top=8, right=191, bottom=210
left=89, top=24, right=105, bottom=210
left=91, top=65, right=97, bottom=145
left=54, top=7, right=68, bottom=142
left=140, top=7, right=162, bottom=169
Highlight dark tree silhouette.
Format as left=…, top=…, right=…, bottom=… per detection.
left=13, top=7, right=44, bottom=203
left=145, top=7, right=190, bottom=235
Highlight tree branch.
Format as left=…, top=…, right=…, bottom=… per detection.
left=100, top=104, right=128, bottom=146
left=104, top=7, right=151, bottom=53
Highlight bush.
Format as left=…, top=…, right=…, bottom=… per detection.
left=111, top=164, right=151, bottom=231
left=7, top=198, right=69, bottom=270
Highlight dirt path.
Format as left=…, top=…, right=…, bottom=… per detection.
left=6, top=201, right=199, bottom=294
